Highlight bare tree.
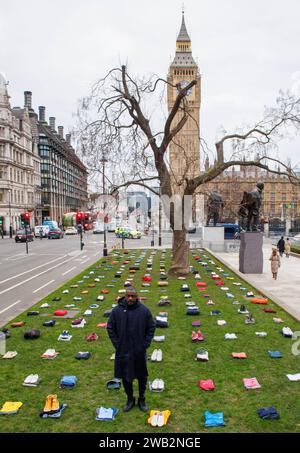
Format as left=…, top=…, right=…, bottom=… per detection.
left=77, top=66, right=300, bottom=275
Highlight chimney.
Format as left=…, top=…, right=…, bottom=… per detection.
left=66, top=133, right=71, bottom=145
left=58, top=126, right=64, bottom=139
left=24, top=91, right=32, bottom=110
left=38, top=106, right=46, bottom=122
left=49, top=117, right=56, bottom=131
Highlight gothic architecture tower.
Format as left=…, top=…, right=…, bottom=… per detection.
left=167, top=13, right=201, bottom=191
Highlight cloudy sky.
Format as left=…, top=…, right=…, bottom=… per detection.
left=1, top=0, right=300, bottom=166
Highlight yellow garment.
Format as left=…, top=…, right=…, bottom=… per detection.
left=0, top=402, right=23, bottom=413
left=147, top=410, right=171, bottom=426
left=227, top=277, right=234, bottom=280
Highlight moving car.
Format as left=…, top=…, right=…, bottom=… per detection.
left=115, top=226, right=142, bottom=239
left=48, top=228, right=64, bottom=239
left=15, top=229, right=34, bottom=242
left=65, top=226, right=78, bottom=235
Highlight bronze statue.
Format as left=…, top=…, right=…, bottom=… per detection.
left=238, top=182, right=264, bottom=231
left=206, top=190, right=224, bottom=226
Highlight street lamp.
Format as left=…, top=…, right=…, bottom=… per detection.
left=8, top=189, right=13, bottom=238
left=100, top=156, right=108, bottom=256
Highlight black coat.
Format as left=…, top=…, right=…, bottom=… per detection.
left=107, top=297, right=156, bottom=381
left=277, top=238, right=285, bottom=253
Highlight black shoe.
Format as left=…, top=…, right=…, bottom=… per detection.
left=138, top=397, right=148, bottom=412
left=123, top=397, right=135, bottom=412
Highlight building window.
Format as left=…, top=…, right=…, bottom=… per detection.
left=39, top=145, right=50, bottom=157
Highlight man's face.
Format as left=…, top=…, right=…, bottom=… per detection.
left=125, top=291, right=137, bottom=305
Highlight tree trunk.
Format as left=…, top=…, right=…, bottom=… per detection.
left=168, top=229, right=190, bottom=276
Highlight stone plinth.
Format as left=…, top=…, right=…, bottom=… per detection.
left=239, top=232, right=263, bottom=274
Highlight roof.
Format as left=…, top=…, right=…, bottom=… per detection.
left=177, top=13, right=190, bottom=42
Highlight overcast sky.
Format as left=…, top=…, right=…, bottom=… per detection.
left=1, top=0, right=300, bottom=167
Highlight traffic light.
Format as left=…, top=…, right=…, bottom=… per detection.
left=76, top=212, right=83, bottom=224
left=20, top=212, right=30, bottom=227
left=0, top=216, right=3, bottom=226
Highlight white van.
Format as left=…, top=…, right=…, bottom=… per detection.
left=34, top=225, right=50, bottom=237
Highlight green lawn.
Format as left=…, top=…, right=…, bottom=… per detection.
left=0, top=248, right=300, bottom=433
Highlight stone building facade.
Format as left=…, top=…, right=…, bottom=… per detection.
left=0, top=74, right=41, bottom=234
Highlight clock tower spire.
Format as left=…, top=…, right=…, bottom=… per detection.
left=167, top=12, right=201, bottom=190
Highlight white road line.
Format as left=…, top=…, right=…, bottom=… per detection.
left=0, top=254, right=68, bottom=286
left=80, top=258, right=89, bottom=265
left=93, top=252, right=99, bottom=256
left=62, top=267, right=77, bottom=276
left=33, top=280, right=55, bottom=293
left=0, top=256, right=75, bottom=296
left=0, top=300, right=22, bottom=315
left=81, top=255, right=87, bottom=259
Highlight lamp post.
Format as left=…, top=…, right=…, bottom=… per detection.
left=8, top=189, right=13, bottom=238
left=100, top=157, right=108, bottom=256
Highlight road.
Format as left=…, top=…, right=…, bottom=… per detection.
left=0, top=231, right=176, bottom=326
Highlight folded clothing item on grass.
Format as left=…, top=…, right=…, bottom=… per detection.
left=232, top=352, right=247, bottom=359
left=41, top=349, right=60, bottom=359
left=60, top=375, right=77, bottom=388
left=204, top=410, right=225, bottom=427
left=243, top=377, right=261, bottom=389
left=268, top=350, right=282, bottom=358
left=2, top=351, right=18, bottom=359
left=95, top=406, right=118, bottom=421
left=286, top=373, right=300, bottom=381
left=148, top=410, right=171, bottom=427
left=0, top=401, right=23, bottom=415
left=76, top=351, right=91, bottom=360
left=198, top=380, right=215, bottom=391
left=24, top=329, right=40, bottom=339
left=257, top=406, right=280, bottom=420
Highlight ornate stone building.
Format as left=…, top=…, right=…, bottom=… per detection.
left=0, top=74, right=41, bottom=234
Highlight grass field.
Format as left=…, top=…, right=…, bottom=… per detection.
left=0, top=248, right=300, bottom=433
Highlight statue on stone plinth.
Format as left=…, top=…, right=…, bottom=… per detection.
left=206, top=190, right=224, bottom=226
left=238, top=182, right=264, bottom=231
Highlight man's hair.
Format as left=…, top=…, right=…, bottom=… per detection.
left=125, top=286, right=137, bottom=294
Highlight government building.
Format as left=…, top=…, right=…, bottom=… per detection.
left=168, top=14, right=300, bottom=234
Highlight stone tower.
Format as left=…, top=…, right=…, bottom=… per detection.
left=167, top=12, right=201, bottom=192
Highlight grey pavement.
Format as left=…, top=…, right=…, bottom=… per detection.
left=212, top=242, right=300, bottom=322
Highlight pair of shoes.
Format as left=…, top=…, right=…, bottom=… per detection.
left=151, top=349, right=163, bottom=361
left=196, top=348, right=209, bottom=361
left=86, top=332, right=98, bottom=341
left=44, top=394, right=59, bottom=412
left=238, top=305, right=249, bottom=314
left=123, top=397, right=135, bottom=412
left=151, top=379, right=165, bottom=391
left=191, top=331, right=204, bottom=342
left=58, top=331, right=72, bottom=341
left=150, top=411, right=165, bottom=426
left=245, top=315, right=255, bottom=324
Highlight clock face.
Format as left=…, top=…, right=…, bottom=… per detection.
left=177, top=80, right=192, bottom=96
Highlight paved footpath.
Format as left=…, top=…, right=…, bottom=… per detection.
left=212, top=242, right=300, bottom=322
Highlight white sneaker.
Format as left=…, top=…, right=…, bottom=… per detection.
left=151, top=412, right=159, bottom=427
left=151, top=349, right=158, bottom=361
left=196, top=348, right=209, bottom=361
left=156, top=350, right=163, bottom=362
left=40, top=303, right=50, bottom=309
left=282, top=327, right=293, bottom=337
left=225, top=333, right=237, bottom=340
left=153, top=335, right=165, bottom=342
left=217, top=320, right=227, bottom=326
left=255, top=331, right=267, bottom=337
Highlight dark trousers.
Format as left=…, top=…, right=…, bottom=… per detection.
left=122, top=377, right=147, bottom=401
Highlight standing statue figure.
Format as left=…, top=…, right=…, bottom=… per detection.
left=206, top=190, right=224, bottom=226
left=238, top=182, right=264, bottom=231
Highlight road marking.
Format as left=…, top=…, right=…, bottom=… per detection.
left=0, top=300, right=22, bottom=315
left=68, top=250, right=82, bottom=257
left=62, top=267, right=77, bottom=276
left=94, top=252, right=99, bottom=256
left=80, top=258, right=89, bottom=265
left=81, top=255, right=87, bottom=259
left=33, top=280, right=55, bottom=293
left=0, top=255, right=68, bottom=286
left=0, top=256, right=75, bottom=296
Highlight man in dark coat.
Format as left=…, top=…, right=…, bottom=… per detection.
left=277, top=236, right=285, bottom=257
left=107, top=287, right=155, bottom=412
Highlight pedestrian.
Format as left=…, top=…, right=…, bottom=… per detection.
left=269, top=247, right=281, bottom=280
left=107, top=286, right=155, bottom=413
left=285, top=238, right=291, bottom=258
left=277, top=236, right=285, bottom=257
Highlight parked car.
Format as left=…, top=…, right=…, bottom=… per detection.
left=34, top=225, right=49, bottom=238
left=115, top=226, right=142, bottom=239
left=65, top=226, right=78, bottom=235
left=290, top=234, right=300, bottom=242
left=48, top=228, right=64, bottom=239
left=15, top=229, right=34, bottom=242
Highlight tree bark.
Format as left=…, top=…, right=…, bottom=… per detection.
left=168, top=228, right=190, bottom=276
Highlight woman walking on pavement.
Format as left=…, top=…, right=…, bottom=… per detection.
left=285, top=238, right=291, bottom=258
left=270, top=247, right=281, bottom=280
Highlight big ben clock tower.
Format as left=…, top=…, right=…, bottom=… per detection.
left=167, top=12, right=201, bottom=191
